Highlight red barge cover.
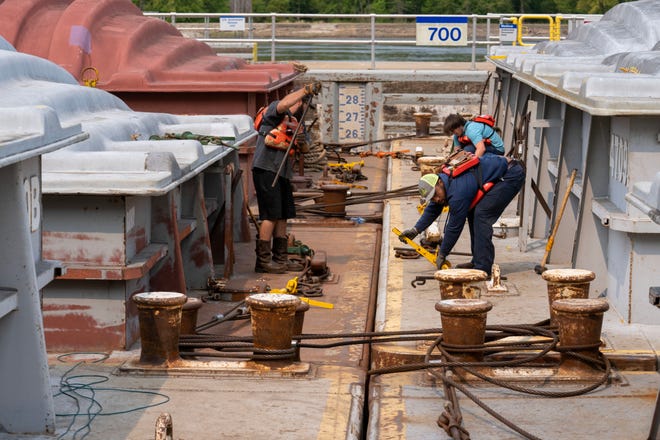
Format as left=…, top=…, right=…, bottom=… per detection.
left=0, top=0, right=300, bottom=115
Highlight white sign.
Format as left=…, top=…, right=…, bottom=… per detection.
left=499, top=23, right=517, bottom=43
left=23, top=176, right=41, bottom=232
left=416, top=16, right=468, bottom=46
left=337, top=84, right=366, bottom=141
left=220, top=16, right=245, bottom=32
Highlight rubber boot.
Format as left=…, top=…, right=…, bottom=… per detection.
left=272, top=237, right=305, bottom=272
left=255, top=240, right=286, bottom=274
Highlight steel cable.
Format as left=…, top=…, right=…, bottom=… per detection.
left=180, top=323, right=610, bottom=439
left=296, top=185, right=418, bottom=212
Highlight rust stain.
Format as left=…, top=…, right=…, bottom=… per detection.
left=44, top=313, right=126, bottom=351
left=43, top=304, right=90, bottom=311
left=128, top=226, right=148, bottom=252
left=110, top=248, right=124, bottom=265
left=58, top=245, right=166, bottom=280
left=43, top=232, right=122, bottom=266
left=189, top=235, right=212, bottom=267
left=43, top=231, right=107, bottom=241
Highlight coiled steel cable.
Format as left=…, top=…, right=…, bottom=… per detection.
left=180, top=323, right=611, bottom=439
left=424, top=325, right=610, bottom=440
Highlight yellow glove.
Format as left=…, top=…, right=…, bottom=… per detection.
left=304, top=81, right=322, bottom=96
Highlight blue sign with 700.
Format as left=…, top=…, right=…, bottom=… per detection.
left=416, top=16, right=468, bottom=46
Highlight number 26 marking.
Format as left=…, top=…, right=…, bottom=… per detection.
left=428, top=27, right=462, bottom=42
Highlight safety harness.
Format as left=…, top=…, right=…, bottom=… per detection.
left=441, top=150, right=494, bottom=209
left=457, top=114, right=496, bottom=147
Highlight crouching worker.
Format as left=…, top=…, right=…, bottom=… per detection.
left=399, top=154, right=524, bottom=276
left=252, top=81, right=321, bottom=273
left=444, top=113, right=505, bottom=157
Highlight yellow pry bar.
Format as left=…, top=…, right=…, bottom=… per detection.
left=392, top=227, right=437, bottom=265
left=269, top=277, right=334, bottom=309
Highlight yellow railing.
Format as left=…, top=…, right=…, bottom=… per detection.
left=507, top=15, right=562, bottom=47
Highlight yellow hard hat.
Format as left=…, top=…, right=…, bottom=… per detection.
left=419, top=173, right=439, bottom=204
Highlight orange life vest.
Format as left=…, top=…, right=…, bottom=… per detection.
left=457, top=114, right=496, bottom=146
left=441, top=150, right=495, bottom=209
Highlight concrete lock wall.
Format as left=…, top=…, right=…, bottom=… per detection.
left=489, top=0, right=660, bottom=325
left=0, top=36, right=257, bottom=351
left=308, top=70, right=490, bottom=145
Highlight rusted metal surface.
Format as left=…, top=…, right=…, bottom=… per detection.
left=413, top=112, right=432, bottom=137
left=246, top=293, right=300, bottom=352
left=180, top=175, right=215, bottom=289
left=310, top=250, right=328, bottom=275
left=542, top=268, right=596, bottom=324
left=320, top=184, right=350, bottom=215
left=133, top=291, right=187, bottom=365
left=150, top=192, right=188, bottom=296
left=435, top=298, right=493, bottom=362
left=181, top=297, right=203, bottom=335
left=0, top=0, right=300, bottom=116
left=293, top=301, right=310, bottom=361
left=43, top=303, right=127, bottom=351
left=434, top=268, right=489, bottom=300
left=223, top=164, right=235, bottom=279
left=553, top=298, right=609, bottom=373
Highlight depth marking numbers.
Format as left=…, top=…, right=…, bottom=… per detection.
left=338, top=84, right=366, bottom=141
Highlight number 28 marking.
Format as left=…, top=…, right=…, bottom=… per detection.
left=428, top=26, right=462, bottom=42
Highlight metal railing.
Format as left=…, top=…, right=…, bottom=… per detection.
left=144, top=12, right=600, bottom=69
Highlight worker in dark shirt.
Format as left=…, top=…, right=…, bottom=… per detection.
left=400, top=154, right=524, bottom=276
left=252, top=82, right=320, bottom=273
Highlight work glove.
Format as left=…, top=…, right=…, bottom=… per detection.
left=399, top=227, right=418, bottom=243
left=435, top=253, right=447, bottom=270
left=295, top=130, right=310, bottom=153
left=304, top=81, right=322, bottom=96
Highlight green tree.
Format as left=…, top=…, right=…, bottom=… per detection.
left=554, top=0, right=577, bottom=13
left=576, top=0, right=623, bottom=13
left=369, top=0, right=389, bottom=14
left=133, top=0, right=633, bottom=14
left=133, top=0, right=206, bottom=12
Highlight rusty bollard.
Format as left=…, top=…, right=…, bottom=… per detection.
left=542, top=268, right=596, bottom=325
left=552, top=298, right=609, bottom=373
left=320, top=184, right=350, bottom=216
left=417, top=156, right=446, bottom=176
left=435, top=298, right=493, bottom=363
left=434, top=269, right=489, bottom=300
left=292, top=301, right=310, bottom=361
left=132, top=292, right=187, bottom=365
left=246, top=293, right=301, bottom=361
left=180, top=297, right=203, bottom=335
left=413, top=112, right=432, bottom=137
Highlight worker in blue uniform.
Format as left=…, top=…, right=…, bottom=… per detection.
left=399, top=154, right=524, bottom=276
left=444, top=113, right=505, bottom=157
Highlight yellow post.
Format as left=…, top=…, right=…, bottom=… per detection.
left=515, top=15, right=557, bottom=47
left=252, top=42, right=258, bottom=63
left=553, top=16, right=563, bottom=41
